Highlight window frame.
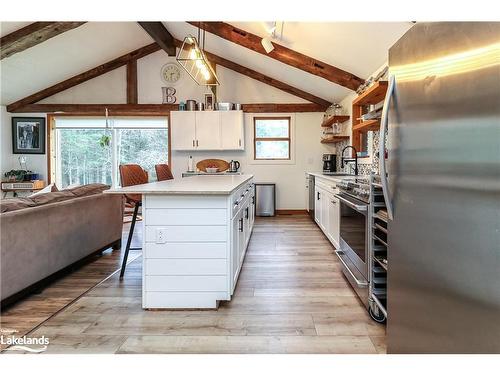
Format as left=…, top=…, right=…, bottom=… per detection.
left=48, top=114, right=171, bottom=187
left=253, top=116, right=292, bottom=161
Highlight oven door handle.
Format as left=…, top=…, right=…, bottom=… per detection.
left=335, top=250, right=368, bottom=287
left=334, top=194, right=367, bottom=212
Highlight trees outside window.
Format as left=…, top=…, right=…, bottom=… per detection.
left=253, top=117, right=291, bottom=160
left=54, top=117, right=168, bottom=188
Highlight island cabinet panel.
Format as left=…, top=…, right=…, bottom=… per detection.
left=145, top=226, right=227, bottom=242
left=146, top=208, right=227, bottom=226
left=145, top=259, right=227, bottom=276
left=144, top=242, right=227, bottom=259
left=145, top=195, right=226, bottom=208
left=145, top=276, right=227, bottom=292
left=139, top=176, right=254, bottom=309
left=145, top=292, right=227, bottom=309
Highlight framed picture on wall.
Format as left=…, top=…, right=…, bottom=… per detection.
left=204, top=93, right=214, bottom=110
left=12, top=117, right=46, bottom=154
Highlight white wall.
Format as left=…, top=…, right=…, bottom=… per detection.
left=171, top=112, right=332, bottom=209
left=1, top=50, right=337, bottom=209
left=0, top=106, right=48, bottom=179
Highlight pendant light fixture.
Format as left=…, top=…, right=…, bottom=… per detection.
left=176, top=23, right=219, bottom=86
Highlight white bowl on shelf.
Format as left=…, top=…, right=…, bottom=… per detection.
left=205, top=167, right=219, bottom=173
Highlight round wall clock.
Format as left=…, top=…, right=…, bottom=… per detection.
left=161, top=63, right=181, bottom=85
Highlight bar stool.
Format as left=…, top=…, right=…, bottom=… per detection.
left=155, top=163, right=174, bottom=181
left=119, top=164, right=148, bottom=278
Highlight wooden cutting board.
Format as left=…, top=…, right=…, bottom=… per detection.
left=196, top=159, right=230, bottom=172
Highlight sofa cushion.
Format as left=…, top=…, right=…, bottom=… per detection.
left=67, top=183, right=109, bottom=197
left=0, top=198, right=37, bottom=213
left=30, top=190, right=76, bottom=206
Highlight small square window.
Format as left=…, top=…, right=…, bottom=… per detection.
left=254, top=117, right=291, bottom=160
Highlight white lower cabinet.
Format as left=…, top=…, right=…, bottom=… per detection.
left=230, top=182, right=254, bottom=294
left=313, top=177, right=340, bottom=250
left=314, top=186, right=321, bottom=225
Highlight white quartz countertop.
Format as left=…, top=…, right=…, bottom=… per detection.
left=307, top=171, right=355, bottom=183
left=105, top=174, right=254, bottom=195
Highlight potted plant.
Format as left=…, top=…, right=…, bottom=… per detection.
left=4, top=169, right=32, bottom=182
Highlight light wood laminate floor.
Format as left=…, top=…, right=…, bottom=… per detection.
left=20, top=215, right=387, bottom=354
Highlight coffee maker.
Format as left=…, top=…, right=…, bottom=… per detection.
left=322, top=154, right=337, bottom=173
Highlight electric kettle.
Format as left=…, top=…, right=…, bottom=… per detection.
left=228, top=160, right=240, bottom=173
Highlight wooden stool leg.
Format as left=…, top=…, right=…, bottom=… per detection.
left=120, top=203, right=139, bottom=279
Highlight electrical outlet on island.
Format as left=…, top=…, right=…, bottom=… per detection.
left=156, top=228, right=167, bottom=244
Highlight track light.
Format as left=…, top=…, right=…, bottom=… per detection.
left=261, top=37, right=274, bottom=54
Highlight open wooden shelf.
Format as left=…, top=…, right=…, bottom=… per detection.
left=353, top=119, right=381, bottom=132
left=351, top=80, right=388, bottom=153
left=321, top=115, right=350, bottom=128
left=321, top=136, right=350, bottom=144
left=353, top=81, right=388, bottom=106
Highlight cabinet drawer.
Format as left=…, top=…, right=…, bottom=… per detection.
left=316, top=178, right=339, bottom=195
left=145, top=259, right=226, bottom=275
left=146, top=208, right=227, bottom=226
left=144, top=242, right=227, bottom=259
left=145, top=226, right=227, bottom=242
left=145, top=275, right=227, bottom=292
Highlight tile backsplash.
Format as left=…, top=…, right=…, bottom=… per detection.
left=336, top=130, right=381, bottom=176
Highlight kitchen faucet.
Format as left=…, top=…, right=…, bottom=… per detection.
left=341, top=145, right=359, bottom=176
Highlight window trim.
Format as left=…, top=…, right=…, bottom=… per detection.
left=47, top=113, right=171, bottom=186
left=253, top=116, right=292, bottom=161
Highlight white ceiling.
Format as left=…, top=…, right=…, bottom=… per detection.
left=0, top=21, right=412, bottom=106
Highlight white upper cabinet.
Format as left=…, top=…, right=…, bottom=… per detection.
left=220, top=111, right=244, bottom=150
left=195, top=112, right=220, bottom=150
left=171, top=111, right=196, bottom=150
left=171, top=110, right=244, bottom=151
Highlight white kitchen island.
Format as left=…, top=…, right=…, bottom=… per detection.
left=106, top=174, right=255, bottom=309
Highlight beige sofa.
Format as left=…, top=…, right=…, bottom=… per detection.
left=0, top=184, right=123, bottom=305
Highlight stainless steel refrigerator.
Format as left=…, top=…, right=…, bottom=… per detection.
left=379, top=22, right=500, bottom=353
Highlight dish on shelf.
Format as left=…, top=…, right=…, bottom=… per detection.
left=205, top=167, right=219, bottom=173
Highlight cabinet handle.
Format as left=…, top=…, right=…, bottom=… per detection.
left=196, top=140, right=199, bottom=147
left=239, top=218, right=244, bottom=232
left=192, top=140, right=195, bottom=147
left=245, top=207, right=249, bottom=219
left=317, top=192, right=320, bottom=200
left=238, top=139, right=241, bottom=147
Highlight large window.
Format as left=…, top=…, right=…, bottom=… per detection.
left=253, top=117, right=291, bottom=160
left=53, top=117, right=169, bottom=188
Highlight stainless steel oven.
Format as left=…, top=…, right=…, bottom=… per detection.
left=334, top=191, right=369, bottom=306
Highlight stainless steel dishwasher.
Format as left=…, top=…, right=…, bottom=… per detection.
left=255, top=183, right=276, bottom=216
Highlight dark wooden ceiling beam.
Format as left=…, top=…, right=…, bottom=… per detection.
left=126, top=60, right=138, bottom=104
left=1, top=22, right=86, bottom=60
left=6, top=43, right=160, bottom=112
left=203, top=49, right=330, bottom=108
left=187, top=21, right=365, bottom=91
left=9, top=104, right=177, bottom=115
left=10, top=103, right=326, bottom=114
left=138, top=22, right=176, bottom=56
left=241, top=103, right=326, bottom=113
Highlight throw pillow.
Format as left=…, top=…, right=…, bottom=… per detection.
left=29, top=183, right=58, bottom=197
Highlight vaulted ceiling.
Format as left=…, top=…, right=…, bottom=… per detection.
left=0, top=21, right=412, bottom=106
